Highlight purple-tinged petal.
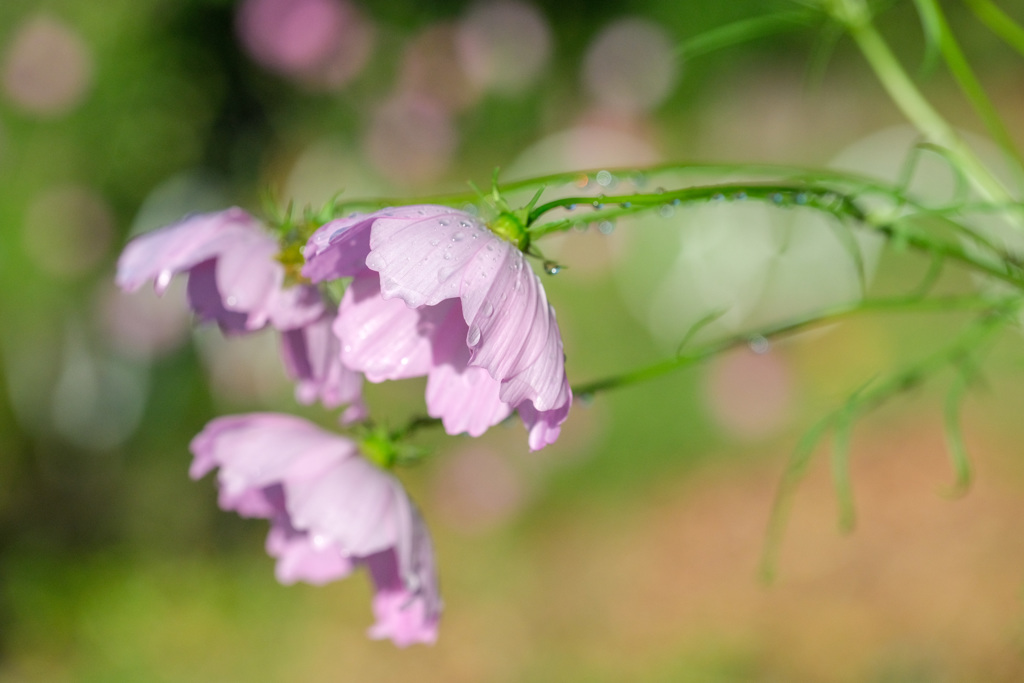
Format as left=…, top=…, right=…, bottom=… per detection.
left=186, top=260, right=250, bottom=334
left=116, top=208, right=259, bottom=294
left=365, top=206, right=571, bottom=443
left=280, top=313, right=365, bottom=413
left=266, top=519, right=353, bottom=585
left=335, top=273, right=449, bottom=382
left=367, top=205, right=490, bottom=308
left=189, top=414, right=357, bottom=495
left=284, top=456, right=401, bottom=557
left=518, top=399, right=571, bottom=451
left=302, top=214, right=375, bottom=282
left=425, top=309, right=511, bottom=436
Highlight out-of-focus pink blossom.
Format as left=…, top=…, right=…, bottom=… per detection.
left=236, top=0, right=374, bottom=89
left=582, top=18, right=677, bottom=114
left=363, top=94, right=457, bottom=187
left=116, top=209, right=363, bottom=413
left=190, top=413, right=441, bottom=646
left=456, top=1, right=551, bottom=94
left=2, top=14, right=93, bottom=116
left=117, top=208, right=323, bottom=333
left=303, top=205, right=571, bottom=450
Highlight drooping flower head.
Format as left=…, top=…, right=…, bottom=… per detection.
left=116, top=208, right=364, bottom=414
left=190, top=413, right=441, bottom=646
left=303, top=205, right=571, bottom=450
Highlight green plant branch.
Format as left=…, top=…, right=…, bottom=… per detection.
left=963, top=0, right=1024, bottom=59
left=911, top=0, right=1024, bottom=187
left=570, top=293, right=1015, bottom=399
left=835, top=0, right=1019, bottom=207
left=758, top=299, right=1017, bottom=581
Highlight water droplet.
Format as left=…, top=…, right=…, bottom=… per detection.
left=486, top=243, right=494, bottom=251
left=366, top=251, right=386, bottom=270
left=598, top=220, right=615, bottom=235
left=226, top=295, right=238, bottom=306
left=659, top=204, right=675, bottom=218
left=596, top=170, right=613, bottom=187
left=458, top=220, right=471, bottom=229
left=592, top=195, right=605, bottom=210
left=620, top=201, right=632, bottom=209
left=795, top=192, right=809, bottom=205
left=438, top=265, right=458, bottom=283
left=416, top=209, right=425, bottom=215
left=567, top=203, right=577, bottom=211
left=734, top=191, right=747, bottom=201
left=481, top=302, right=494, bottom=317
left=155, top=270, right=172, bottom=291
left=748, top=335, right=770, bottom=354
left=439, top=218, right=450, bottom=226
left=443, top=252, right=452, bottom=260
left=671, top=198, right=681, bottom=206
left=771, top=193, right=784, bottom=204
left=711, top=193, right=725, bottom=202
left=543, top=261, right=562, bottom=275
left=467, top=325, right=481, bottom=347
left=452, top=231, right=464, bottom=242
left=430, top=239, right=439, bottom=247
left=655, top=186, right=666, bottom=194
left=329, top=227, right=347, bottom=242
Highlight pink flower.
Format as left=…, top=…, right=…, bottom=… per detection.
left=116, top=208, right=363, bottom=413
left=303, top=205, right=571, bottom=450
left=190, top=413, right=441, bottom=646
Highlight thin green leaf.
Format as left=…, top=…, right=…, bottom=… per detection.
left=678, top=9, right=819, bottom=60
left=831, top=397, right=859, bottom=534
left=914, top=0, right=1024, bottom=187
left=828, top=217, right=869, bottom=295
left=942, top=364, right=973, bottom=497
left=676, top=308, right=729, bottom=357
left=760, top=416, right=833, bottom=583
left=964, top=0, right=1024, bottom=59
left=914, top=0, right=943, bottom=76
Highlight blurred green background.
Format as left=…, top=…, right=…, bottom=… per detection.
left=4, top=0, right=1024, bottom=680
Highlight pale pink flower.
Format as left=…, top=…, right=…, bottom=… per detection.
left=116, top=209, right=363, bottom=413
left=190, top=413, right=441, bottom=646
left=303, top=205, right=571, bottom=450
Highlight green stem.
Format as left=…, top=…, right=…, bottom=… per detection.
left=912, top=0, right=1024, bottom=186
left=840, top=0, right=1019, bottom=207
left=759, top=299, right=1016, bottom=579
left=963, top=0, right=1024, bottom=58
left=571, top=294, right=1015, bottom=398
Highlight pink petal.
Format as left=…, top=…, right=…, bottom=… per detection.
left=189, top=414, right=357, bottom=494
left=266, top=520, right=354, bottom=585
left=186, top=259, right=250, bottom=333
left=425, top=311, right=511, bottom=436
left=283, top=456, right=403, bottom=557
left=279, top=313, right=365, bottom=412
left=116, top=208, right=258, bottom=294
left=367, top=207, right=570, bottom=434
left=335, top=273, right=450, bottom=382
left=518, top=399, right=571, bottom=451
left=302, top=213, right=375, bottom=282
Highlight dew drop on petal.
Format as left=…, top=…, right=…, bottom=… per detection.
left=155, top=270, right=173, bottom=292
left=365, top=251, right=386, bottom=270
left=443, top=252, right=452, bottom=260
left=452, top=231, right=464, bottom=241
left=481, top=301, right=494, bottom=317
left=467, top=325, right=481, bottom=347
left=439, top=218, right=450, bottom=226
left=430, top=239, right=439, bottom=246
left=459, top=219, right=471, bottom=228
left=598, top=220, right=615, bottom=234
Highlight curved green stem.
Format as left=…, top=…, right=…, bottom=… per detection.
left=838, top=0, right=1019, bottom=207
left=571, top=294, right=1015, bottom=399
